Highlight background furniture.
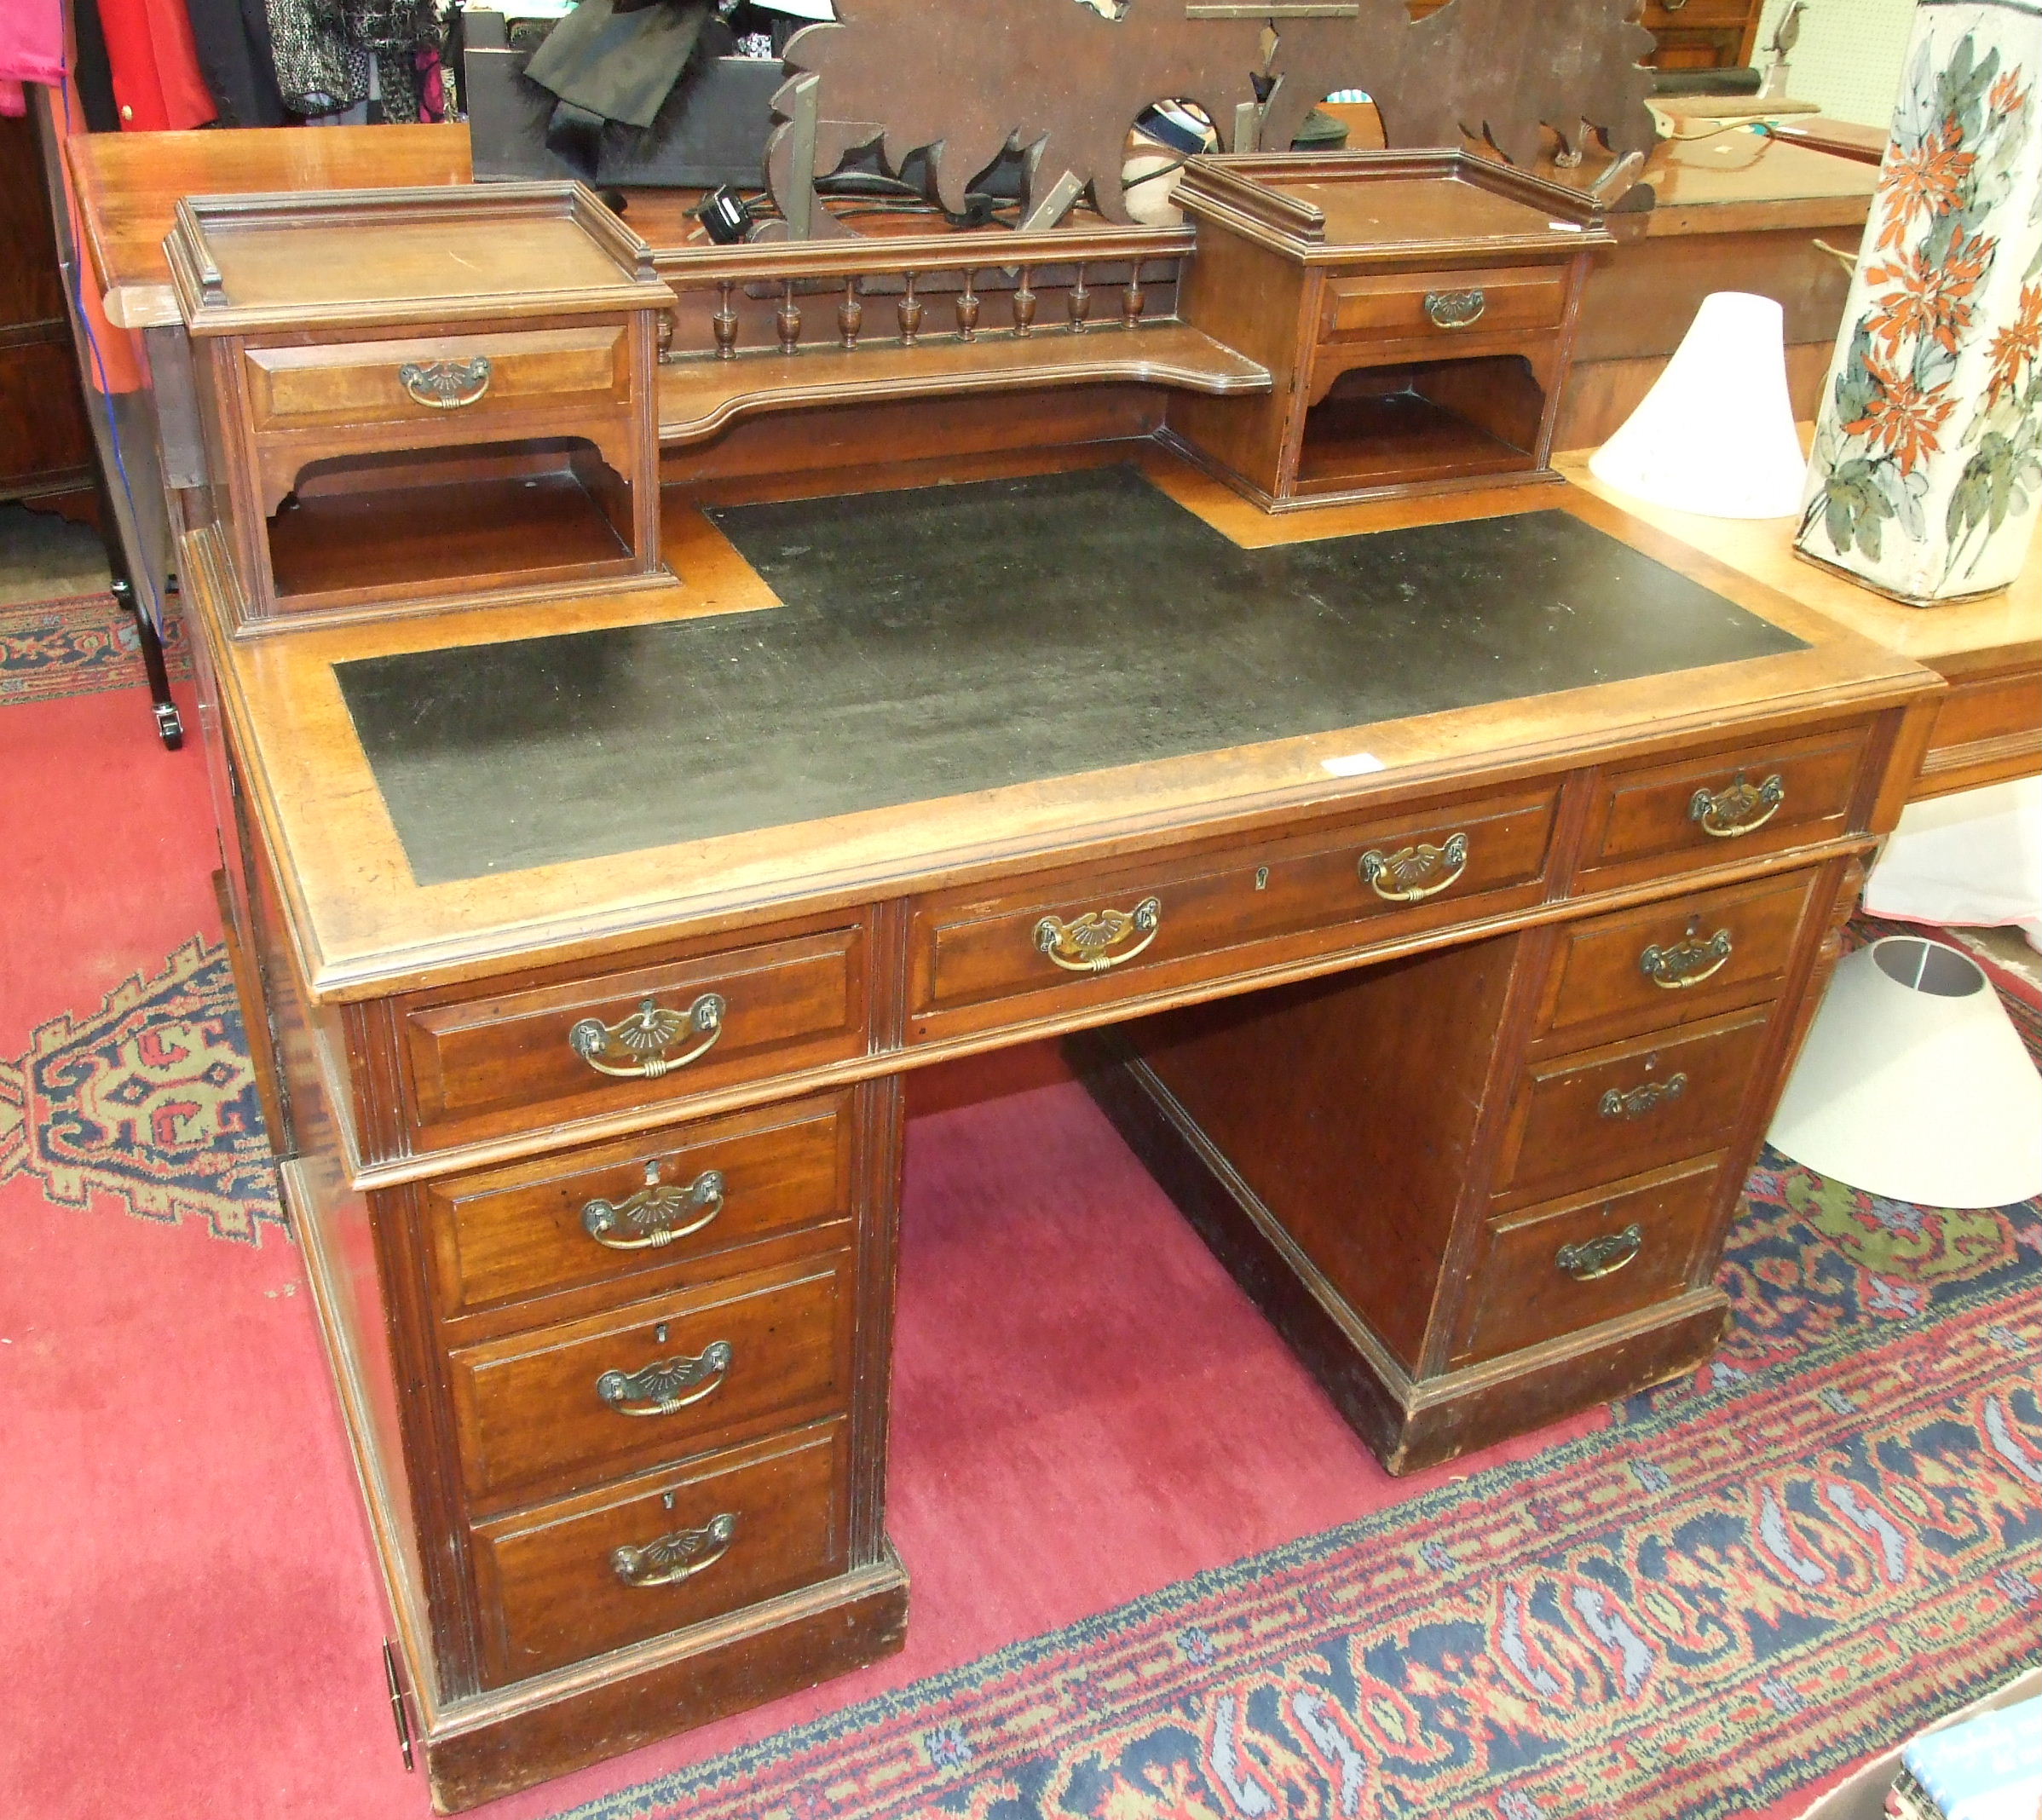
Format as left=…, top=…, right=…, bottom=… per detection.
left=1410, top=0, right=1766, bottom=71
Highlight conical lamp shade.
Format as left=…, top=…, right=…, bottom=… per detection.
left=1768, top=936, right=2042, bottom=1209
left=1589, top=291, right=1809, bottom=519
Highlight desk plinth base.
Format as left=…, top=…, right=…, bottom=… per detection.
left=1073, top=1041, right=1729, bottom=1475
left=286, top=1157, right=909, bottom=1814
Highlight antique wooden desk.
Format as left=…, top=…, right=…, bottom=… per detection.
left=120, top=138, right=1951, bottom=1810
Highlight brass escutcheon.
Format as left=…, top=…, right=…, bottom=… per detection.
left=1640, top=920, right=1733, bottom=989
left=597, top=1340, right=734, bottom=1417
left=1359, top=832, right=1469, bottom=902
left=1557, top=1223, right=1644, bottom=1281
left=1600, top=1073, right=1687, bottom=1120
left=1035, top=897, right=1162, bottom=974
left=612, top=1511, right=737, bottom=1587
left=397, top=354, right=492, bottom=409
left=569, top=993, right=725, bottom=1080
left=1689, top=771, right=1784, bottom=838
left=582, top=1166, right=726, bottom=1250
left=1424, top=289, right=1486, bottom=329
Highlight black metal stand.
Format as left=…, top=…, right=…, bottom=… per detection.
left=89, top=456, right=182, bottom=751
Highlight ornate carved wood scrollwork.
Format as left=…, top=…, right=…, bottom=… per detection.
left=760, top=0, right=1653, bottom=238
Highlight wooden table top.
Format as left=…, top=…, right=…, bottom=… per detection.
left=67, top=120, right=1879, bottom=331
left=1556, top=451, right=2042, bottom=673
left=199, top=444, right=1932, bottom=1005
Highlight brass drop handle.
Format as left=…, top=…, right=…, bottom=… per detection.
left=1359, top=832, right=1469, bottom=902
left=569, top=993, right=725, bottom=1079
left=1424, top=289, right=1486, bottom=330
left=1035, top=897, right=1162, bottom=974
left=398, top=354, right=492, bottom=409
left=1689, top=771, right=1785, bottom=839
left=597, top=1339, right=733, bottom=1417
left=612, top=1511, right=737, bottom=1588
left=1600, top=1073, right=1687, bottom=1120
left=1640, top=919, right=1733, bottom=990
left=582, top=1166, right=725, bottom=1251
left=1557, top=1224, right=1643, bottom=1281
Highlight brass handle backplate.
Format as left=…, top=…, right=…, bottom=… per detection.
left=583, top=1166, right=725, bottom=1250
left=570, top=993, right=725, bottom=1079
left=1689, top=771, right=1784, bottom=839
left=1424, top=289, right=1486, bottom=329
left=612, top=1511, right=737, bottom=1588
left=597, top=1339, right=733, bottom=1417
left=398, top=355, right=493, bottom=409
left=1359, top=832, right=1469, bottom=902
left=1600, top=1073, right=1687, bottom=1120
left=1035, top=897, right=1162, bottom=973
left=1557, top=1223, right=1644, bottom=1281
left=1640, top=923, right=1733, bottom=990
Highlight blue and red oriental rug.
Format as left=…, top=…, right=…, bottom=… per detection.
left=2, top=591, right=2038, bottom=1820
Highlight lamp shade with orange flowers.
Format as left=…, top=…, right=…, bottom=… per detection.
left=1798, top=4, right=2042, bottom=606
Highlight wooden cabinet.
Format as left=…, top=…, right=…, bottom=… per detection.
left=1406, top=0, right=1763, bottom=69
left=1168, top=152, right=1610, bottom=510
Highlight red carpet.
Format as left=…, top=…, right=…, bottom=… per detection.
left=3, top=597, right=2039, bottom=1820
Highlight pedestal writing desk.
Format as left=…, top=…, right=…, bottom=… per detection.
left=189, top=438, right=1938, bottom=1807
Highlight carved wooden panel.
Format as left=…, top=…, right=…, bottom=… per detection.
left=762, top=0, right=1654, bottom=233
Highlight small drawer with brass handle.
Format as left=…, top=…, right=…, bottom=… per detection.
left=1318, top=263, right=1568, bottom=346
left=1455, top=1159, right=1722, bottom=1364
left=395, top=921, right=866, bottom=1151
left=470, top=1424, right=846, bottom=1685
left=1576, top=723, right=1872, bottom=890
left=908, top=787, right=1556, bottom=1044
left=447, top=1253, right=851, bottom=1506
left=1035, top=897, right=1162, bottom=974
left=424, top=1092, right=853, bottom=1320
left=1533, top=871, right=1819, bottom=1050
left=1490, top=1005, right=1772, bottom=1209
left=240, top=325, right=631, bottom=435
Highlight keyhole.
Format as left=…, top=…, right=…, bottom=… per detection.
left=643, top=1161, right=661, bottom=1186
left=662, top=1490, right=676, bottom=1512
left=1254, top=867, right=1269, bottom=891
left=655, top=1322, right=670, bottom=1345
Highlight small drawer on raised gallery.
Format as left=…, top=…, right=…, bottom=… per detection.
left=471, top=1423, right=847, bottom=1686
left=1319, top=264, right=1568, bottom=346
left=1535, top=870, right=1819, bottom=1048
left=448, top=1253, right=851, bottom=1506
left=1577, top=723, right=1872, bottom=888
left=425, top=1091, right=855, bottom=1319
left=908, top=790, right=1555, bottom=1035
left=1491, top=1005, right=1772, bottom=1209
left=398, top=924, right=867, bottom=1144
left=1455, top=1158, right=1723, bottom=1365
left=241, top=325, right=631, bottom=434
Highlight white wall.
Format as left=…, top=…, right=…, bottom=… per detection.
left=1753, top=0, right=1916, bottom=128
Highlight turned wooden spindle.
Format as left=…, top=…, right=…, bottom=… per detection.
left=1013, top=268, right=1036, bottom=337
left=838, top=276, right=862, bottom=350
left=712, top=283, right=739, bottom=360
left=955, top=272, right=980, bottom=342
left=1122, top=262, right=1146, bottom=330
left=776, top=279, right=802, bottom=354
left=897, top=272, right=924, bottom=346
left=656, top=310, right=676, bottom=363
left=1068, top=263, right=1091, bottom=332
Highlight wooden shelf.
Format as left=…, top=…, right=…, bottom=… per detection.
left=1294, top=391, right=1536, bottom=494
left=269, top=471, right=632, bottom=601
left=656, top=321, right=1271, bottom=446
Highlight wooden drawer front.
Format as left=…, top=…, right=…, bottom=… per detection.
left=1536, top=870, right=1818, bottom=1049
left=400, top=925, right=867, bottom=1144
left=909, top=789, right=1556, bottom=1040
left=472, top=1424, right=846, bottom=1685
left=426, top=1092, right=854, bottom=1320
left=450, top=1254, right=851, bottom=1506
left=242, top=326, right=629, bottom=434
left=1456, top=1158, right=1723, bottom=1364
left=1642, top=0, right=1753, bottom=29
left=1578, top=723, right=1871, bottom=888
left=1319, top=264, right=1567, bottom=346
left=1492, top=1006, right=1772, bottom=1209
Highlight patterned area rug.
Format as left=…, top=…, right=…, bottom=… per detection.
left=561, top=982, right=2042, bottom=1820
left=0, top=593, right=190, bottom=704
left=0, top=936, right=283, bottom=1245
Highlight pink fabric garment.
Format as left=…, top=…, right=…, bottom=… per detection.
left=0, top=0, right=66, bottom=89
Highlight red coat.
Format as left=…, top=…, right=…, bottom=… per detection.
left=95, top=0, right=216, bottom=128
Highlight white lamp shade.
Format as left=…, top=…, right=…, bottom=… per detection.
left=1768, top=936, right=2042, bottom=1210
left=1589, top=291, right=1809, bottom=519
